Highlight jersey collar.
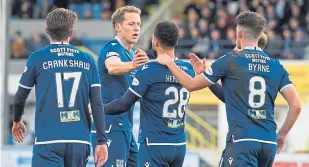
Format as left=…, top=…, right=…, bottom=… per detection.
left=114, top=36, right=124, bottom=47
left=243, top=46, right=262, bottom=51
left=50, top=42, right=69, bottom=45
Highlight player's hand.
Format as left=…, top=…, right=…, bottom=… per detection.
left=156, top=53, right=173, bottom=66
left=233, top=46, right=240, bottom=52
left=276, top=132, right=286, bottom=154
left=94, top=144, right=108, bottom=167
left=12, top=121, right=26, bottom=143
left=189, top=53, right=207, bottom=75
left=133, top=48, right=149, bottom=69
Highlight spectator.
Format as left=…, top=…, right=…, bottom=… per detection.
left=191, top=29, right=209, bottom=58
left=100, top=0, right=112, bottom=20
left=291, top=29, right=308, bottom=59
left=289, top=18, right=300, bottom=33
left=19, top=1, right=33, bottom=19
left=215, top=17, right=228, bottom=39
left=198, top=19, right=209, bottom=38
left=182, top=8, right=199, bottom=39
left=38, top=0, right=51, bottom=19
left=265, top=5, right=276, bottom=20
left=200, top=6, right=213, bottom=24
left=84, top=9, right=93, bottom=19
left=11, top=31, right=28, bottom=59
left=183, top=0, right=199, bottom=17
left=209, top=29, right=221, bottom=59
left=27, top=32, right=48, bottom=52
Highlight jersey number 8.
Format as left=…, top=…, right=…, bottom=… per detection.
left=163, top=87, right=189, bottom=119
left=249, top=76, right=266, bottom=108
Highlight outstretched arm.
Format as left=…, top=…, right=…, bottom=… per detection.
left=104, top=89, right=140, bottom=115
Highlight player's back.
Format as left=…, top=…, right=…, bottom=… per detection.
left=133, top=60, right=195, bottom=144
left=205, top=47, right=291, bottom=142
left=21, top=43, right=98, bottom=144
left=97, top=39, right=136, bottom=131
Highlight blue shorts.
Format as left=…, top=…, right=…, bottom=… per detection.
left=32, top=143, right=90, bottom=167
left=139, top=141, right=186, bottom=167
left=91, top=131, right=138, bottom=167
left=219, top=139, right=277, bottom=167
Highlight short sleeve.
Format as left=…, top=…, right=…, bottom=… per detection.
left=100, top=44, right=121, bottom=62
left=128, top=65, right=151, bottom=98
left=279, top=65, right=293, bottom=92
left=19, top=53, right=36, bottom=89
left=202, top=54, right=230, bottom=84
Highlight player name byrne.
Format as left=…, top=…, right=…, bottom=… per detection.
left=42, top=60, right=90, bottom=70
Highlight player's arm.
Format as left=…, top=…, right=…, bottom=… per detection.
left=105, top=49, right=148, bottom=75
left=276, top=66, right=302, bottom=152
left=209, top=83, right=225, bottom=102
left=189, top=53, right=225, bottom=101
left=90, top=57, right=108, bottom=145
left=104, top=90, right=139, bottom=115
left=13, top=54, right=36, bottom=122
left=89, top=86, right=108, bottom=144
left=12, top=54, right=36, bottom=142
left=165, top=61, right=211, bottom=92
left=105, top=65, right=151, bottom=114
left=279, top=85, right=302, bottom=135
left=157, top=54, right=228, bottom=92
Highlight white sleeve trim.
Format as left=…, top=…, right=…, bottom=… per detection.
left=19, top=83, right=33, bottom=89
left=128, top=87, right=142, bottom=98
left=280, top=84, right=293, bottom=92
left=202, top=73, right=215, bottom=84
left=91, top=84, right=101, bottom=87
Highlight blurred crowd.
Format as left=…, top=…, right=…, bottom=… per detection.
left=10, top=0, right=309, bottom=59
left=172, top=0, right=309, bottom=59
left=11, top=0, right=158, bottom=20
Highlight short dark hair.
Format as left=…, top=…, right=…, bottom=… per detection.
left=154, top=21, right=179, bottom=48
left=236, top=11, right=266, bottom=40
left=46, top=8, right=78, bottom=41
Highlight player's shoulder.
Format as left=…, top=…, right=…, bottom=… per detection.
left=102, top=39, right=122, bottom=51
left=26, top=45, right=51, bottom=61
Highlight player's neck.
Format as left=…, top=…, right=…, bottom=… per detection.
left=117, top=36, right=133, bottom=51
left=241, top=41, right=258, bottom=50
left=50, top=39, right=70, bottom=44
left=157, top=48, right=175, bottom=59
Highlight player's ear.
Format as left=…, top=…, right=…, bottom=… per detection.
left=115, top=23, right=121, bottom=33
left=45, top=27, right=49, bottom=35
left=68, top=30, right=74, bottom=39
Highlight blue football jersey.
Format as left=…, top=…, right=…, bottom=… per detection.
left=19, top=42, right=100, bottom=144
left=129, top=60, right=195, bottom=144
left=203, top=46, right=292, bottom=143
left=95, top=37, right=136, bottom=132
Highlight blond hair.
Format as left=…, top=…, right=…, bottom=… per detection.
left=258, top=32, right=268, bottom=49
left=46, top=8, right=78, bottom=40
left=111, top=6, right=141, bottom=28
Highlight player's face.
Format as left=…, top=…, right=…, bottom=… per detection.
left=118, top=12, right=141, bottom=44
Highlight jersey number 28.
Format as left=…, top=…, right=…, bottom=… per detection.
left=163, top=87, right=189, bottom=119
